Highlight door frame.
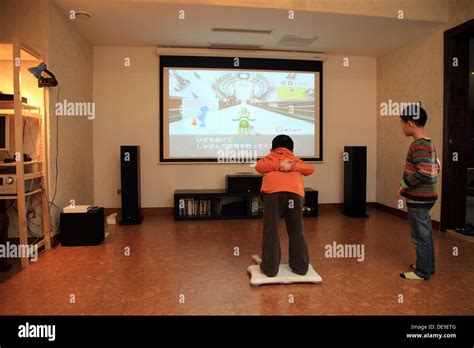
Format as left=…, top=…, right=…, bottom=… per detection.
left=441, top=19, right=474, bottom=231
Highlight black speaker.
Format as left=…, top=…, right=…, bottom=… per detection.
left=304, top=188, right=318, bottom=217
left=226, top=174, right=262, bottom=193
left=342, top=146, right=369, bottom=218
left=60, top=207, right=105, bottom=246
left=120, top=146, right=143, bottom=224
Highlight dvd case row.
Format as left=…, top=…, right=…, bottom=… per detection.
left=178, top=198, right=223, bottom=217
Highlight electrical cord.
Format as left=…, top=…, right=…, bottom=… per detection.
left=27, top=205, right=43, bottom=237
left=49, top=82, right=60, bottom=209
left=4, top=199, right=15, bottom=211
left=12, top=205, right=42, bottom=238
left=41, top=82, right=61, bottom=236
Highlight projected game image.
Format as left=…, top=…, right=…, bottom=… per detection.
left=163, top=67, right=320, bottom=160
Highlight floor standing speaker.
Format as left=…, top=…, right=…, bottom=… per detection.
left=342, top=146, right=369, bottom=218
left=120, top=145, right=143, bottom=225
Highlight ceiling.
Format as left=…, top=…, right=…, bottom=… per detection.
left=52, top=0, right=444, bottom=57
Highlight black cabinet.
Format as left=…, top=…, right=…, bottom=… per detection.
left=174, top=188, right=318, bottom=221
left=60, top=207, right=105, bottom=246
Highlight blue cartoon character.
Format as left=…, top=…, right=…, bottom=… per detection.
left=197, top=106, right=209, bottom=127
left=232, top=107, right=255, bottom=135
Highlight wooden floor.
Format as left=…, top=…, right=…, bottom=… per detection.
left=0, top=209, right=473, bottom=315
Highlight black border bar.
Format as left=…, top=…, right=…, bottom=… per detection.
left=0, top=315, right=472, bottom=345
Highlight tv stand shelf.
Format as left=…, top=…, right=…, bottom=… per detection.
left=174, top=188, right=318, bottom=221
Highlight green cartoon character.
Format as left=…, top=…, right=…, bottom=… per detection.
left=233, top=107, right=256, bottom=135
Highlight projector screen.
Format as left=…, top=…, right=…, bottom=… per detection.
left=160, top=55, right=322, bottom=162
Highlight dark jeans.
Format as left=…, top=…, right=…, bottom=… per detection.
left=260, top=192, right=309, bottom=277
left=407, top=203, right=435, bottom=280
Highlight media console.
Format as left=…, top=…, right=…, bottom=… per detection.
left=174, top=188, right=318, bottom=221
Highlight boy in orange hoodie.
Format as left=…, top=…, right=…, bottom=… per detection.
left=255, top=135, right=315, bottom=277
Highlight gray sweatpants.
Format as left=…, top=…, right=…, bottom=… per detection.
left=260, top=192, right=310, bottom=277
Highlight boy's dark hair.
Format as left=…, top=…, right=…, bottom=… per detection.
left=400, top=104, right=428, bottom=127
left=272, top=134, right=294, bottom=151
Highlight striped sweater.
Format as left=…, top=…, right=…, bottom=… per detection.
left=400, top=137, right=439, bottom=204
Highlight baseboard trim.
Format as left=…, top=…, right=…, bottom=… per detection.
left=318, top=202, right=376, bottom=211
left=446, top=229, right=474, bottom=242
left=375, top=203, right=440, bottom=230
left=105, top=204, right=377, bottom=216
left=105, top=207, right=174, bottom=217
left=318, top=203, right=343, bottom=211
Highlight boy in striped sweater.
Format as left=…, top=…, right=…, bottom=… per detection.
left=398, top=105, right=440, bottom=280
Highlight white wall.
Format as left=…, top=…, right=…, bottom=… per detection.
left=47, top=3, right=94, bottom=225
left=376, top=0, right=474, bottom=223
left=93, top=47, right=376, bottom=208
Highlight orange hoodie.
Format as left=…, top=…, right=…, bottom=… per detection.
left=255, top=147, right=314, bottom=198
